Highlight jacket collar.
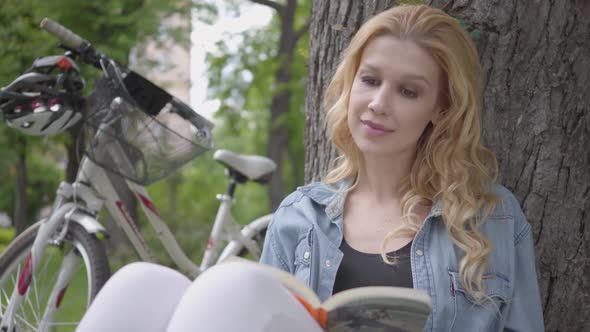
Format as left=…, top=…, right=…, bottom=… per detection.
left=297, top=179, right=443, bottom=221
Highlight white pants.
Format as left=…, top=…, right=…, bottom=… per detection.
left=77, top=261, right=323, bottom=332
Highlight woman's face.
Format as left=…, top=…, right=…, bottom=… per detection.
left=347, top=34, right=443, bottom=159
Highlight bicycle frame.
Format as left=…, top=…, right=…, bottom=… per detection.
left=1, top=19, right=271, bottom=330
left=83, top=154, right=262, bottom=277
left=1, top=147, right=267, bottom=332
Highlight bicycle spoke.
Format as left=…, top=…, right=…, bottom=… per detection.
left=12, top=262, right=21, bottom=290
left=13, top=310, right=38, bottom=332
left=37, top=248, right=56, bottom=298
left=38, top=261, right=60, bottom=306
left=39, top=249, right=54, bottom=276
left=23, top=287, right=41, bottom=325
left=1, top=222, right=109, bottom=332
left=2, top=267, right=13, bottom=305
left=31, top=259, right=44, bottom=322
left=20, top=246, right=62, bottom=330
left=1, top=264, right=22, bottom=318
left=1, top=284, right=12, bottom=310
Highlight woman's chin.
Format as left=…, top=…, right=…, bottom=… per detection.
left=355, top=142, right=394, bottom=156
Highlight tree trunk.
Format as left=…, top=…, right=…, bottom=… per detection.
left=13, top=137, right=28, bottom=236
left=305, top=0, right=590, bottom=330
left=266, top=0, right=299, bottom=211
left=304, top=0, right=396, bottom=183
left=249, top=0, right=310, bottom=210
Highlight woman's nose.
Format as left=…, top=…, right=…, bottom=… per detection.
left=367, top=87, right=391, bottom=115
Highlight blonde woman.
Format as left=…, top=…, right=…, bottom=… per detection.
left=77, top=4, right=543, bottom=332
left=261, top=4, right=544, bottom=331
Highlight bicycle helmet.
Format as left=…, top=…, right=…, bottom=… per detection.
left=0, top=55, right=85, bottom=136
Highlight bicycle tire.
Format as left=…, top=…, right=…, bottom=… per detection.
left=0, top=221, right=110, bottom=331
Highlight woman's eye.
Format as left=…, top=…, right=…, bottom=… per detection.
left=361, top=76, right=380, bottom=86
left=400, top=88, right=417, bottom=98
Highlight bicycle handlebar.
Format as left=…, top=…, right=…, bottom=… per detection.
left=40, top=18, right=87, bottom=51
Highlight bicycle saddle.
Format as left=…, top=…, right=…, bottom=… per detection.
left=213, top=149, right=276, bottom=183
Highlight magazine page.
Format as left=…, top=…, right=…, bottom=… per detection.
left=325, top=301, right=430, bottom=332
left=323, top=287, right=431, bottom=332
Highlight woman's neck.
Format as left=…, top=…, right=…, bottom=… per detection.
left=354, top=151, right=416, bottom=203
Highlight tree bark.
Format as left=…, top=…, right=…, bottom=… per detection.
left=266, top=0, right=296, bottom=210
left=304, top=0, right=396, bottom=183
left=305, top=0, right=590, bottom=330
left=255, top=0, right=308, bottom=210
left=13, top=137, right=28, bottom=236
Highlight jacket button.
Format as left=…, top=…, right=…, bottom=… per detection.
left=303, top=251, right=310, bottom=261
left=325, top=260, right=332, bottom=267
left=416, top=249, right=424, bottom=256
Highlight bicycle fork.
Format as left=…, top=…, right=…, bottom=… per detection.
left=39, top=249, right=80, bottom=331
left=1, top=202, right=76, bottom=332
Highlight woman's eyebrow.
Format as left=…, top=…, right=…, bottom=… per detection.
left=359, top=63, right=431, bottom=86
left=399, top=74, right=431, bottom=86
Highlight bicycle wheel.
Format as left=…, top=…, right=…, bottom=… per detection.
left=217, top=214, right=272, bottom=262
left=0, top=221, right=110, bottom=331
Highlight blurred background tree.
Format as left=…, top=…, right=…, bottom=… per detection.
left=0, top=0, right=311, bottom=268
left=0, top=0, right=204, bottom=247
left=148, top=0, right=311, bottom=263
left=206, top=0, right=310, bottom=211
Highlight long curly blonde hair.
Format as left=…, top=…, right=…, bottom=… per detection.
left=324, top=4, right=499, bottom=302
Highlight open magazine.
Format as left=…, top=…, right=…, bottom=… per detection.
left=223, top=257, right=432, bottom=332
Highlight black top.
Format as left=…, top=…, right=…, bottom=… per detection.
left=332, top=239, right=413, bottom=294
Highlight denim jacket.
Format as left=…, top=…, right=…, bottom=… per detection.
left=260, top=181, right=544, bottom=331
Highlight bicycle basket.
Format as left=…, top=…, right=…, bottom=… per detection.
left=83, top=69, right=214, bottom=185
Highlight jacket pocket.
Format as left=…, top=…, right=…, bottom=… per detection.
left=293, top=226, right=314, bottom=286
left=447, top=268, right=511, bottom=332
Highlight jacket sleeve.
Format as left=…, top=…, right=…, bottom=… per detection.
left=259, top=211, right=291, bottom=273
left=259, top=192, right=306, bottom=274
left=504, top=219, right=545, bottom=331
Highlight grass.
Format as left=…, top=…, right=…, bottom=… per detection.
left=0, top=227, right=15, bottom=253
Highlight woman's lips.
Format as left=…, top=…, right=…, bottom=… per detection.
left=360, top=120, right=394, bottom=137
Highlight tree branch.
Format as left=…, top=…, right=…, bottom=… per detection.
left=249, top=0, right=284, bottom=14
left=293, top=18, right=311, bottom=43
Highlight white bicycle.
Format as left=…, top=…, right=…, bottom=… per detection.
left=0, top=19, right=275, bottom=332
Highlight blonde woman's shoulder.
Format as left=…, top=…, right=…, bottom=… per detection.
left=487, top=183, right=532, bottom=242
left=488, top=184, right=525, bottom=218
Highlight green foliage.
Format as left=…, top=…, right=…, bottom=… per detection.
left=130, top=1, right=312, bottom=263
left=0, top=228, right=15, bottom=243
left=0, top=2, right=49, bottom=217
left=0, top=0, right=309, bottom=267
left=0, top=228, right=15, bottom=253
left=205, top=0, right=310, bottom=194
left=145, top=152, right=226, bottom=262
left=143, top=149, right=271, bottom=263
left=0, top=143, right=62, bottom=222
left=0, top=0, right=192, bottom=230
